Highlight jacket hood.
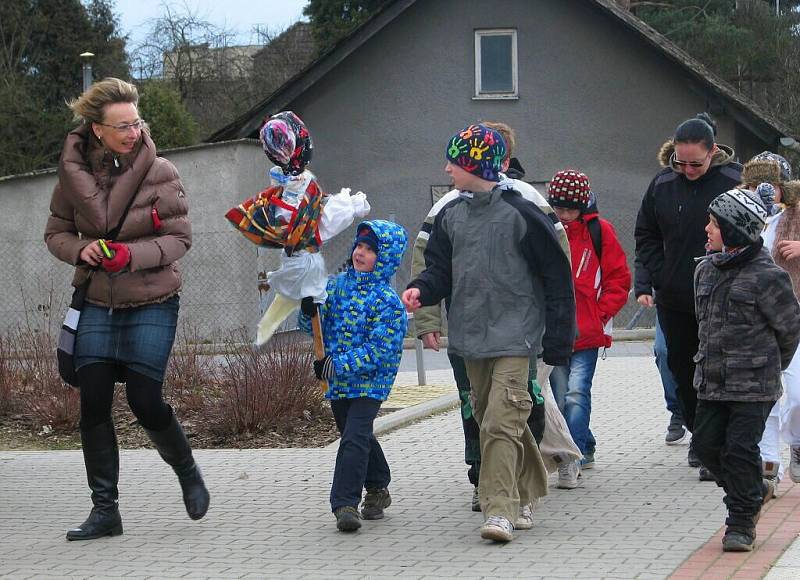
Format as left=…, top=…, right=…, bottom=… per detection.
left=505, top=157, right=526, bottom=180
left=352, top=219, right=408, bottom=282
left=657, top=140, right=735, bottom=170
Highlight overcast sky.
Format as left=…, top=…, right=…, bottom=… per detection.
left=114, top=0, right=309, bottom=47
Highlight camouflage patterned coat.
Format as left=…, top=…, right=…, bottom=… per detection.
left=693, top=245, right=800, bottom=402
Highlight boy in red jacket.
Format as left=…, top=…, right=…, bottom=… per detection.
left=547, top=170, right=631, bottom=488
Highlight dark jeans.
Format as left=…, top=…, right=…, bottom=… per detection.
left=449, top=353, right=545, bottom=486
left=329, top=397, right=390, bottom=512
left=656, top=305, right=699, bottom=431
left=692, top=399, right=774, bottom=532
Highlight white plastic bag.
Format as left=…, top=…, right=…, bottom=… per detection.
left=319, top=187, right=371, bottom=242
left=267, top=250, right=328, bottom=302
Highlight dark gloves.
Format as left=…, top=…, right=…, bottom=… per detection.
left=101, top=242, right=131, bottom=273
left=313, top=355, right=334, bottom=380
left=301, top=297, right=317, bottom=318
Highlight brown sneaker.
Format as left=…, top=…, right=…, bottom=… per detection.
left=334, top=506, right=361, bottom=532
left=361, top=488, right=391, bottom=520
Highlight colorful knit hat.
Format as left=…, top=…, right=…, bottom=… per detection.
left=445, top=124, right=506, bottom=182
left=259, top=111, right=313, bottom=176
left=547, top=170, right=591, bottom=209
left=708, top=188, right=767, bottom=247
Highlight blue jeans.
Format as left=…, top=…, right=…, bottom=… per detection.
left=329, top=397, right=390, bottom=511
left=550, top=348, right=599, bottom=456
left=655, top=314, right=682, bottom=419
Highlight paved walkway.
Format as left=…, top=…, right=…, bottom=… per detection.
left=1, top=355, right=800, bottom=579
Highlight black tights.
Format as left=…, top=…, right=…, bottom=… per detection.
left=78, top=363, right=171, bottom=431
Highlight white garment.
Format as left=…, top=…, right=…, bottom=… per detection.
left=758, top=210, right=800, bottom=476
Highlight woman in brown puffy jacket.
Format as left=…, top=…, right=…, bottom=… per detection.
left=44, top=78, right=209, bottom=541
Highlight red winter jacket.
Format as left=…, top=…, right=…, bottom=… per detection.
left=563, top=212, right=631, bottom=350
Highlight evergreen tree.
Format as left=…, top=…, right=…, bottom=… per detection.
left=0, top=0, right=129, bottom=176
left=138, top=81, right=199, bottom=149
left=303, top=0, right=389, bottom=52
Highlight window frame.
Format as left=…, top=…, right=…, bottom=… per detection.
left=474, top=28, right=518, bottom=100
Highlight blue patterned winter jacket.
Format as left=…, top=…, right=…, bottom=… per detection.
left=300, top=220, right=408, bottom=401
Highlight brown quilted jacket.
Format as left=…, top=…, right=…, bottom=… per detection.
left=44, top=124, right=192, bottom=308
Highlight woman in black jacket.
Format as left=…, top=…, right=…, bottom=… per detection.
left=634, top=113, right=742, bottom=475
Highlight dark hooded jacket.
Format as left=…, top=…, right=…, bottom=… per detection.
left=634, top=141, right=742, bottom=313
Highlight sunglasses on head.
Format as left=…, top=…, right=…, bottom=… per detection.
left=671, top=151, right=710, bottom=168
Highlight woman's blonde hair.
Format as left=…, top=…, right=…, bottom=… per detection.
left=68, top=77, right=139, bottom=124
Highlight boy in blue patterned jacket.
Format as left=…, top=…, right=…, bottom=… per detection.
left=299, top=219, right=408, bottom=532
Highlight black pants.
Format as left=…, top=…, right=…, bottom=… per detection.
left=656, top=305, right=699, bottom=431
left=449, top=353, right=545, bottom=487
left=329, top=397, right=390, bottom=511
left=78, top=362, right=171, bottom=431
left=692, top=399, right=773, bottom=532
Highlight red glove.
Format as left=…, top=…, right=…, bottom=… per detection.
left=101, top=242, right=131, bottom=273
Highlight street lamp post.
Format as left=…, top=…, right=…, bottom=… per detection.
left=80, top=52, right=94, bottom=92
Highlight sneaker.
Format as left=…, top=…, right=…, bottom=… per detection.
left=763, top=462, right=779, bottom=498
left=763, top=478, right=776, bottom=504
left=557, top=460, right=580, bottom=489
left=581, top=452, right=595, bottom=470
left=698, top=466, right=715, bottom=482
left=687, top=446, right=701, bottom=468
left=361, top=487, right=391, bottom=520
left=791, top=445, right=800, bottom=483
left=471, top=486, right=481, bottom=512
left=515, top=501, right=536, bottom=530
left=334, top=506, right=361, bottom=532
left=722, top=529, right=755, bottom=552
left=665, top=414, right=687, bottom=445
left=480, top=515, right=514, bottom=542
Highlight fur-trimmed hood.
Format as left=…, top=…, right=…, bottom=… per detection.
left=657, top=140, right=736, bottom=170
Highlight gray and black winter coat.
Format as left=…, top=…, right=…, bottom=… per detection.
left=693, top=243, right=800, bottom=402
left=407, top=187, right=576, bottom=365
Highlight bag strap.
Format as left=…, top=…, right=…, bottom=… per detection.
left=107, top=189, right=140, bottom=240
left=587, top=216, right=602, bottom=261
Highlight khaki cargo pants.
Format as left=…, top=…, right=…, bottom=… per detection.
left=465, top=356, right=549, bottom=522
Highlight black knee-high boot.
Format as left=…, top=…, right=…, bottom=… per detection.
left=144, top=407, right=210, bottom=520
left=66, top=420, right=123, bottom=541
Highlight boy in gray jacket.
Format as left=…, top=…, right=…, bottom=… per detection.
left=692, top=188, right=800, bottom=552
left=402, top=124, right=575, bottom=543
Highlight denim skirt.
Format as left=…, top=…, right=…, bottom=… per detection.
left=74, top=295, right=179, bottom=382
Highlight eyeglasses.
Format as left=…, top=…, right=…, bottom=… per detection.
left=671, top=151, right=710, bottom=168
left=97, top=119, right=145, bottom=133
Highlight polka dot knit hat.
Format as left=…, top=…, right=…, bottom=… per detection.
left=547, top=170, right=591, bottom=209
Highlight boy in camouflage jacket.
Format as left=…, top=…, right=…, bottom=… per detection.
left=692, top=188, right=800, bottom=553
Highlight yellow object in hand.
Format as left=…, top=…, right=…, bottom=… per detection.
left=98, top=239, right=115, bottom=259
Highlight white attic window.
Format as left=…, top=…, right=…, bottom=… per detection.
left=474, top=29, right=518, bottom=99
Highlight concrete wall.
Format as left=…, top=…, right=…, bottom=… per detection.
left=0, top=140, right=274, bottom=339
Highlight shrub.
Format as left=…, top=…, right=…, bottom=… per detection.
left=13, top=327, right=79, bottom=432
left=0, top=335, right=16, bottom=416
left=163, top=324, right=217, bottom=415
left=213, top=331, right=324, bottom=436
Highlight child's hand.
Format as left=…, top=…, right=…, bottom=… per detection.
left=778, top=240, right=800, bottom=261
left=421, top=332, right=440, bottom=351
left=402, top=288, right=422, bottom=311
left=313, top=355, right=334, bottom=380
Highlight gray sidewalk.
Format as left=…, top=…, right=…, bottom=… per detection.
left=0, top=356, right=795, bottom=579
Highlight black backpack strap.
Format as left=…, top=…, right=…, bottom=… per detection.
left=587, top=216, right=602, bottom=261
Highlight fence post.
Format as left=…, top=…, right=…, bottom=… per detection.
left=407, top=312, right=427, bottom=386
